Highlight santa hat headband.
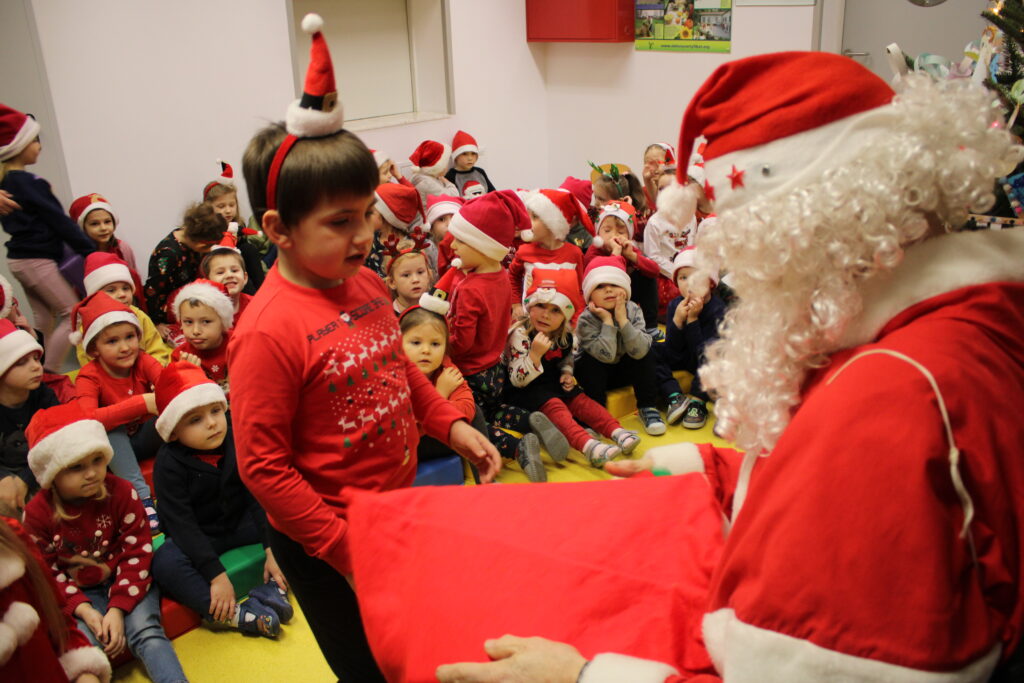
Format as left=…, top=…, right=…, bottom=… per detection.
left=214, top=222, right=257, bottom=253
left=0, top=319, right=41, bottom=378
left=425, top=195, right=463, bottom=224
left=69, top=193, right=118, bottom=228
left=524, top=268, right=579, bottom=322
left=155, top=361, right=227, bottom=442
left=524, top=188, right=594, bottom=243
left=0, top=274, right=13, bottom=320
left=172, top=279, right=235, bottom=330
left=419, top=266, right=461, bottom=316
left=0, top=104, right=40, bottom=162
left=409, top=140, right=451, bottom=176
left=265, top=14, right=346, bottom=212
left=27, top=402, right=113, bottom=490
left=447, top=190, right=527, bottom=263
left=451, top=130, right=479, bottom=160
left=677, top=51, right=895, bottom=214
left=582, top=255, right=632, bottom=301
left=68, top=292, right=140, bottom=350
left=375, top=183, right=424, bottom=233
left=83, top=252, right=134, bottom=297
left=203, top=160, right=236, bottom=201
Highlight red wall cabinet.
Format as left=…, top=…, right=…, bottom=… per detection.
left=526, top=0, right=635, bottom=43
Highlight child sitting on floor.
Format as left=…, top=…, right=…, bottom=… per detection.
left=506, top=269, right=638, bottom=469
left=575, top=255, right=666, bottom=436
left=384, top=231, right=435, bottom=316
left=200, top=232, right=253, bottom=325
left=71, top=293, right=162, bottom=530
left=169, top=279, right=233, bottom=395
left=151, top=361, right=290, bottom=639
left=425, top=195, right=463, bottom=274
left=444, top=130, right=496, bottom=197
left=23, top=402, right=186, bottom=683
left=409, top=140, right=459, bottom=207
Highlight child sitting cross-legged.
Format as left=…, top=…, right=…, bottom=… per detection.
left=23, top=402, right=187, bottom=683
left=200, top=228, right=253, bottom=325
left=506, top=269, right=638, bottom=469
left=151, top=361, right=290, bottom=639
left=575, top=255, right=666, bottom=436
left=169, top=279, right=234, bottom=395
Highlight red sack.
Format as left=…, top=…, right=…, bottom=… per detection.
left=347, top=474, right=725, bottom=682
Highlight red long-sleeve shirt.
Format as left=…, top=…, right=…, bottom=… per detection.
left=508, top=242, right=584, bottom=301
left=418, top=358, right=476, bottom=437
left=447, top=270, right=513, bottom=376
left=228, top=265, right=464, bottom=575
left=171, top=336, right=230, bottom=396
left=75, top=352, right=162, bottom=431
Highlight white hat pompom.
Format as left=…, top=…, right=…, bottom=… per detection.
left=519, top=229, right=535, bottom=243
left=451, top=258, right=463, bottom=270
left=68, top=329, right=83, bottom=346
left=302, top=13, right=324, bottom=34
left=591, top=236, right=604, bottom=249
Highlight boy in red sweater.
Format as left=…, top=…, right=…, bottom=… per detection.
left=169, top=278, right=233, bottom=394
left=230, top=14, right=499, bottom=682
left=200, top=230, right=254, bottom=325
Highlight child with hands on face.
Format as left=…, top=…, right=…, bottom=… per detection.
left=22, top=402, right=186, bottom=683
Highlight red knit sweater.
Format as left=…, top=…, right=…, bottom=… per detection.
left=75, top=352, right=162, bottom=431
left=447, top=270, right=513, bottom=375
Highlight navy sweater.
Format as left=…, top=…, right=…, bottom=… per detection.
left=0, top=384, right=59, bottom=490
left=664, top=293, right=726, bottom=368
left=0, top=171, right=95, bottom=260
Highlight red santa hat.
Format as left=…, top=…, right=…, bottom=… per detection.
left=409, top=140, right=451, bottom=176
left=0, top=319, right=41, bottom=378
left=425, top=195, right=463, bottom=225
left=671, top=245, right=719, bottom=285
left=27, top=402, right=113, bottom=490
left=370, top=148, right=391, bottom=168
left=418, top=266, right=462, bottom=316
left=203, top=159, right=236, bottom=201
left=376, top=183, right=425, bottom=233
left=676, top=51, right=895, bottom=214
left=154, top=360, right=227, bottom=442
left=524, top=188, right=594, bottom=243
left=265, top=13, right=345, bottom=211
left=68, top=292, right=140, bottom=350
left=83, top=252, right=134, bottom=297
left=462, top=181, right=485, bottom=200
left=0, top=104, right=40, bottom=162
left=214, top=221, right=257, bottom=253
left=447, top=190, right=527, bottom=263
left=595, top=200, right=637, bottom=247
left=582, top=255, right=632, bottom=301
left=69, top=193, right=118, bottom=228
left=172, top=279, right=234, bottom=331
left=651, top=142, right=678, bottom=172
left=558, top=176, right=593, bottom=208
left=451, top=130, right=479, bottom=160
left=523, top=268, right=581, bottom=323
left=0, top=274, right=15, bottom=320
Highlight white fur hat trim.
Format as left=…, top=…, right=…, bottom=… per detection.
left=0, top=116, right=40, bottom=163
left=0, top=275, right=12, bottom=320
left=84, top=263, right=133, bottom=297
left=28, top=418, right=113, bottom=490
left=525, top=287, right=575, bottom=320
left=173, top=281, right=235, bottom=331
left=582, top=265, right=632, bottom=301
left=77, top=201, right=118, bottom=228
left=71, top=310, right=140, bottom=351
left=447, top=211, right=509, bottom=262
left=0, top=327, right=41, bottom=377
left=411, top=143, right=451, bottom=176
left=155, top=382, right=227, bottom=442
left=525, top=191, right=571, bottom=241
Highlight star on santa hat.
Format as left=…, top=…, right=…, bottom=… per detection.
left=727, top=165, right=745, bottom=189
left=703, top=180, right=716, bottom=203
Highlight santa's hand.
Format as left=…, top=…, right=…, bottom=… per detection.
left=448, top=420, right=501, bottom=483
left=604, top=456, right=654, bottom=477
left=437, top=635, right=587, bottom=683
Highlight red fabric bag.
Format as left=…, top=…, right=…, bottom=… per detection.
left=347, top=474, right=725, bottom=682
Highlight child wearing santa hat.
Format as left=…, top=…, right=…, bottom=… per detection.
left=200, top=232, right=253, bottom=325
left=74, top=252, right=172, bottom=367
left=201, top=160, right=266, bottom=294
left=69, top=193, right=142, bottom=293
left=575, top=255, right=665, bottom=436
left=558, top=176, right=596, bottom=251
left=0, top=103, right=96, bottom=373
left=444, top=130, right=496, bottom=197
left=169, top=279, right=234, bottom=395
left=640, top=142, right=677, bottom=208
left=368, top=182, right=437, bottom=278
left=425, top=195, right=463, bottom=274
left=408, top=139, right=459, bottom=207
left=150, top=361, right=290, bottom=639
left=71, top=293, right=163, bottom=530
left=22, top=402, right=186, bottom=683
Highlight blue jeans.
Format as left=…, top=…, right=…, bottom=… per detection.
left=76, top=581, right=187, bottom=683
left=107, top=422, right=159, bottom=500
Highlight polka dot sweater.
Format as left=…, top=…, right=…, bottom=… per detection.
left=23, top=473, right=154, bottom=615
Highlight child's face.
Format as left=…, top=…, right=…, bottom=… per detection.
left=284, top=193, right=376, bottom=286
left=430, top=214, right=452, bottom=241
left=529, top=302, right=565, bottom=335
left=592, top=182, right=614, bottom=209
left=597, top=217, right=630, bottom=248
left=100, top=281, right=133, bottom=307
left=450, top=238, right=491, bottom=271
left=179, top=301, right=225, bottom=351
left=590, top=283, right=626, bottom=311
left=454, top=151, right=478, bottom=171
left=2, top=351, right=42, bottom=392
left=206, top=255, right=249, bottom=297
left=83, top=210, right=116, bottom=247
left=675, top=266, right=696, bottom=298
left=529, top=212, right=554, bottom=244
left=388, top=253, right=431, bottom=302
left=53, top=451, right=107, bottom=502
left=17, top=139, right=41, bottom=166
left=91, top=323, right=140, bottom=373
left=210, top=192, right=238, bottom=223
left=402, top=322, right=446, bottom=375
left=171, top=402, right=228, bottom=450
left=378, top=162, right=393, bottom=185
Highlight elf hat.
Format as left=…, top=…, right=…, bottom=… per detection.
left=451, top=130, right=479, bottom=160
left=425, top=195, right=463, bottom=225
left=214, top=221, right=258, bottom=253
left=524, top=188, right=594, bottom=243
left=265, top=13, right=345, bottom=211
left=651, top=142, right=678, bottom=172
left=0, top=104, right=40, bottom=162
left=462, top=180, right=485, bottom=200
left=447, top=190, right=527, bottom=262
left=582, top=255, right=631, bottom=301
left=0, top=319, right=41, bottom=378
left=559, top=176, right=593, bottom=209
left=154, top=360, right=227, bottom=442
left=69, top=193, right=119, bottom=228
left=595, top=200, right=637, bottom=247
left=409, top=140, right=451, bottom=176
left=524, top=267, right=581, bottom=323
left=203, top=160, right=236, bottom=201
left=68, top=292, right=140, bottom=350
left=376, top=183, right=425, bottom=233
left=172, top=279, right=234, bottom=330
left=419, top=265, right=462, bottom=316
left=0, top=275, right=12, bottom=320
left=27, top=402, right=113, bottom=490
left=83, top=252, right=134, bottom=297
left=370, top=148, right=390, bottom=168
left=676, top=51, right=895, bottom=214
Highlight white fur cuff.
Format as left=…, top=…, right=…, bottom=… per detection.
left=580, top=653, right=680, bottom=683
left=28, top=419, right=113, bottom=490
left=156, top=383, right=227, bottom=442
left=60, top=645, right=112, bottom=683
left=647, top=442, right=705, bottom=475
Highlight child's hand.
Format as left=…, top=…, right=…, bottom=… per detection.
left=603, top=456, right=654, bottom=477
left=619, top=238, right=638, bottom=263
left=263, top=548, right=289, bottom=591
left=142, top=392, right=158, bottom=416
left=685, top=294, right=705, bottom=323
left=511, top=303, right=525, bottom=320
left=388, top=161, right=403, bottom=182
left=560, top=373, right=575, bottom=391
left=100, top=607, right=126, bottom=657
left=0, top=475, right=27, bottom=517
left=448, top=420, right=502, bottom=484
left=73, top=674, right=101, bottom=683
left=435, top=366, right=464, bottom=399
left=672, top=300, right=688, bottom=329
left=209, top=572, right=236, bottom=623
left=613, top=292, right=629, bottom=326
left=156, top=324, right=173, bottom=342
left=609, top=239, right=623, bottom=256
left=0, top=190, right=21, bottom=216
left=529, top=332, right=552, bottom=365
left=588, top=302, right=614, bottom=326
left=74, top=603, right=104, bottom=640
left=180, top=352, right=202, bottom=368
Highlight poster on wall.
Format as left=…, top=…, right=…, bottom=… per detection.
left=635, top=0, right=732, bottom=53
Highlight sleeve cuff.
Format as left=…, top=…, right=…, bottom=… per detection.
left=60, top=644, right=112, bottom=683
left=580, top=653, right=680, bottom=683
left=647, top=442, right=705, bottom=475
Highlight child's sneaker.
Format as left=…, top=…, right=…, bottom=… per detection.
left=611, top=428, right=640, bottom=455
left=666, top=394, right=690, bottom=426
left=516, top=433, right=546, bottom=483
left=248, top=579, right=293, bottom=623
left=646, top=327, right=666, bottom=342
left=682, top=399, right=708, bottom=429
left=141, top=497, right=160, bottom=533
left=638, top=407, right=667, bottom=436
left=582, top=439, right=622, bottom=468
left=237, top=598, right=281, bottom=638
left=528, top=411, right=569, bottom=462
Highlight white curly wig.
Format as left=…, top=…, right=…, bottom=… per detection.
left=691, top=74, right=1023, bottom=454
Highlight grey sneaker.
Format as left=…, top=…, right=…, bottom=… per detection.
left=638, top=407, right=666, bottom=436
left=666, top=394, right=690, bottom=425
left=529, top=411, right=569, bottom=462
left=516, top=433, right=547, bottom=482
left=682, top=399, right=708, bottom=430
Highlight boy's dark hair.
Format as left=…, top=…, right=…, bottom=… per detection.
left=242, top=122, right=378, bottom=227
left=182, top=202, right=227, bottom=244
left=200, top=248, right=246, bottom=277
